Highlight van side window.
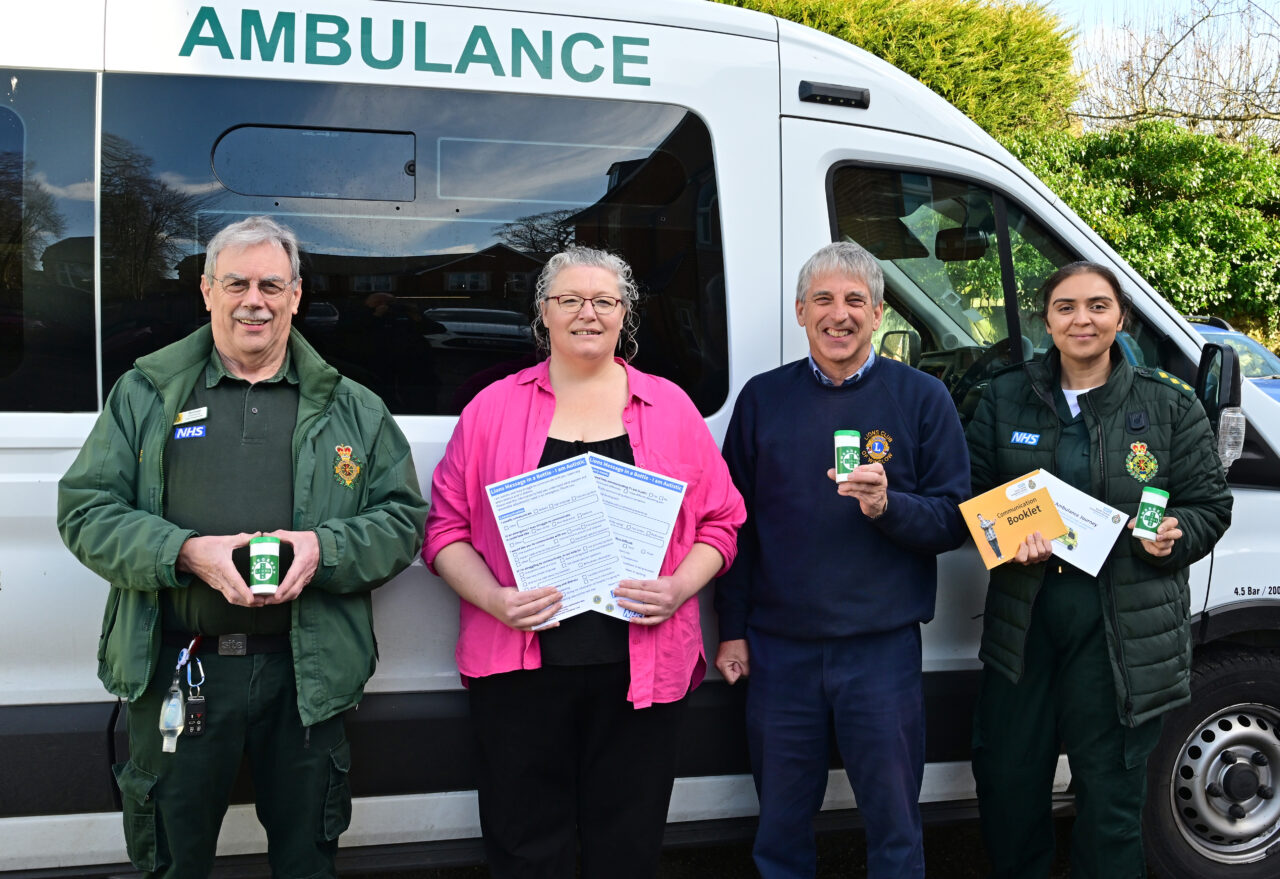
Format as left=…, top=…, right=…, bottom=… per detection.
left=831, top=165, right=1078, bottom=420
left=101, top=75, right=727, bottom=416
left=0, top=71, right=96, bottom=412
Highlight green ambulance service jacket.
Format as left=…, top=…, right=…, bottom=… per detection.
left=57, top=325, right=428, bottom=726
left=966, top=345, right=1232, bottom=727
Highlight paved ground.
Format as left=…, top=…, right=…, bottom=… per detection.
left=346, top=815, right=1092, bottom=878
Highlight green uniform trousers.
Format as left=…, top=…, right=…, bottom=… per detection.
left=113, top=645, right=352, bottom=879
left=972, top=571, right=1163, bottom=879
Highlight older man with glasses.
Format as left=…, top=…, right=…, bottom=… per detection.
left=58, top=215, right=428, bottom=878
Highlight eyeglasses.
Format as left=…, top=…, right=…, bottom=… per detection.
left=548, top=294, right=622, bottom=314
left=211, top=275, right=297, bottom=299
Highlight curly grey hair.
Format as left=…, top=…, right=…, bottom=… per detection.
left=795, top=241, right=884, bottom=307
left=532, top=246, right=641, bottom=361
left=204, top=215, right=302, bottom=282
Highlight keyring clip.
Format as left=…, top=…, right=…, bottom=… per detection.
left=186, top=657, right=205, bottom=689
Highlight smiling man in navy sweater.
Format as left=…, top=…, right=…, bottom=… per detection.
left=715, top=241, right=969, bottom=879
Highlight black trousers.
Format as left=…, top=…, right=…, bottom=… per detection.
left=468, top=662, right=688, bottom=879
left=973, top=574, right=1163, bottom=879
left=118, top=647, right=348, bottom=879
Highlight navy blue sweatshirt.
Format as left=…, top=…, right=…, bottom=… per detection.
left=716, top=357, right=969, bottom=640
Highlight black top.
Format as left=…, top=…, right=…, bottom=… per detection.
left=535, top=434, right=632, bottom=666
left=162, top=351, right=296, bottom=635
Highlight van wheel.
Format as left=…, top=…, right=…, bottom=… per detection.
left=1144, top=647, right=1280, bottom=877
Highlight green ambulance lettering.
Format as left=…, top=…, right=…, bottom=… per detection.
left=178, top=7, right=650, bottom=85
left=362, top=18, right=404, bottom=70
left=179, top=6, right=234, bottom=59
left=413, top=22, right=452, bottom=73
left=613, top=36, right=650, bottom=86
left=562, top=32, right=604, bottom=82
left=242, top=10, right=294, bottom=62
left=456, top=26, right=504, bottom=76
left=306, top=14, right=351, bottom=66
left=512, top=29, right=552, bottom=79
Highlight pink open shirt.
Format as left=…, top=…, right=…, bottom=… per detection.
left=424, top=359, right=745, bottom=708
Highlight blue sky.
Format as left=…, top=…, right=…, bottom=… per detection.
left=1046, top=0, right=1266, bottom=34
left=1044, top=0, right=1267, bottom=69
left=1048, top=0, right=1197, bottom=29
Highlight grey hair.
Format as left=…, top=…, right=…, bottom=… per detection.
left=204, top=215, right=302, bottom=282
left=795, top=241, right=884, bottom=307
left=532, top=246, right=641, bottom=361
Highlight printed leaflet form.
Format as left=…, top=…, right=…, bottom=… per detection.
left=485, top=456, right=623, bottom=624
left=1032, top=469, right=1128, bottom=577
left=586, top=452, right=687, bottom=619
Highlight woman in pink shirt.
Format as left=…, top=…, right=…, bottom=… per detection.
left=424, top=246, right=744, bottom=879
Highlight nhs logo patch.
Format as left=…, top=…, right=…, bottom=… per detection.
left=173, top=425, right=206, bottom=440
left=1010, top=431, right=1040, bottom=446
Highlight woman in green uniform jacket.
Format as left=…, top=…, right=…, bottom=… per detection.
left=964, top=262, right=1232, bottom=878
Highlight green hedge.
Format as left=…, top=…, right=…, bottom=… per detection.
left=715, top=0, right=1077, bottom=138
left=1009, top=122, right=1280, bottom=336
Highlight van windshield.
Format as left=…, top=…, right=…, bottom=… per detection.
left=835, top=169, right=1014, bottom=348
left=830, top=164, right=1090, bottom=416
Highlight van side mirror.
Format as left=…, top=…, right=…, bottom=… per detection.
left=878, top=329, right=921, bottom=366
left=1195, top=341, right=1245, bottom=470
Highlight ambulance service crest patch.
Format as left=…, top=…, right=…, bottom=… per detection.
left=864, top=430, right=894, bottom=463
left=1125, top=441, right=1158, bottom=483
left=333, top=444, right=362, bottom=489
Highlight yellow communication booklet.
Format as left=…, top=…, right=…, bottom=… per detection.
left=960, top=470, right=1069, bottom=569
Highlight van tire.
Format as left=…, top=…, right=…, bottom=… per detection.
left=1144, top=646, right=1280, bottom=877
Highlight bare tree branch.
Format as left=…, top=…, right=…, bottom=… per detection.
left=1072, top=0, right=1280, bottom=147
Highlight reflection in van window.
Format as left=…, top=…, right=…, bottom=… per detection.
left=0, top=71, right=96, bottom=412
left=831, top=164, right=1078, bottom=419
left=832, top=164, right=1166, bottom=420
left=440, top=138, right=668, bottom=206
left=101, top=75, right=727, bottom=416
left=0, top=106, right=19, bottom=364
left=214, top=126, right=415, bottom=201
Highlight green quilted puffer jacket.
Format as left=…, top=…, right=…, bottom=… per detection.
left=965, top=345, right=1232, bottom=727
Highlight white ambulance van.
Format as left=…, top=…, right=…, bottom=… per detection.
left=2, top=1, right=1278, bottom=876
